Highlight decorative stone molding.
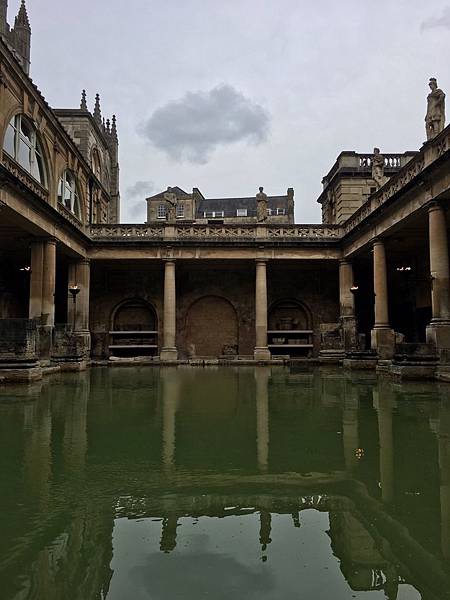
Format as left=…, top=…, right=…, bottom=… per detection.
left=2, top=153, right=49, bottom=202
left=89, top=223, right=343, bottom=242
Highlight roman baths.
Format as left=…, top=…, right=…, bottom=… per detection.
left=1, top=2, right=450, bottom=599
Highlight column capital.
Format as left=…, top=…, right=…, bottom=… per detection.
left=372, top=237, right=385, bottom=248
left=255, top=258, right=269, bottom=264
left=163, top=257, right=176, bottom=264
left=428, top=200, right=446, bottom=214
left=339, top=258, right=352, bottom=266
left=77, top=257, right=90, bottom=266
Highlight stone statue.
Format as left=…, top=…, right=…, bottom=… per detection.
left=256, top=187, right=268, bottom=222
left=164, top=187, right=177, bottom=222
left=425, top=78, right=445, bottom=141
left=372, top=148, right=387, bottom=189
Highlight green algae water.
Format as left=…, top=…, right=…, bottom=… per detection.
left=0, top=366, right=449, bottom=600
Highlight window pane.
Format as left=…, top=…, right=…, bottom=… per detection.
left=3, top=123, right=16, bottom=157
left=73, top=193, right=81, bottom=218
left=36, top=153, right=45, bottom=185
left=57, top=178, right=63, bottom=201
left=18, top=140, right=31, bottom=170
left=30, top=153, right=40, bottom=181
left=20, top=119, right=33, bottom=143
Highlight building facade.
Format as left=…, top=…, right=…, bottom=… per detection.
left=0, top=3, right=449, bottom=382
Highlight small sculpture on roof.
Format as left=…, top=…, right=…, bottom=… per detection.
left=256, top=187, right=268, bottom=222
left=425, top=78, right=446, bottom=141
left=164, top=187, right=177, bottom=222
left=372, top=148, right=387, bottom=190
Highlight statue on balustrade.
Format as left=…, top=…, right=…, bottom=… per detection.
left=426, top=78, right=446, bottom=141
left=164, top=187, right=177, bottom=222
left=256, top=187, right=268, bottom=222
left=372, top=148, right=387, bottom=190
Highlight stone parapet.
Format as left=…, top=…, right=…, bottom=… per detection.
left=89, top=223, right=343, bottom=243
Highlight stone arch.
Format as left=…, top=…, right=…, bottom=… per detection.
left=111, top=298, right=158, bottom=332
left=109, top=298, right=159, bottom=357
left=185, top=295, right=239, bottom=357
left=268, top=299, right=312, bottom=331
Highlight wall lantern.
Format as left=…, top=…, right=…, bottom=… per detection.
left=68, top=285, right=81, bottom=331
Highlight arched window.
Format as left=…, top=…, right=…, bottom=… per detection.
left=3, top=114, right=46, bottom=185
left=91, top=148, right=102, bottom=181
left=57, top=170, right=81, bottom=219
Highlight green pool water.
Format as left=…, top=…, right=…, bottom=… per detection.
left=0, top=366, right=449, bottom=600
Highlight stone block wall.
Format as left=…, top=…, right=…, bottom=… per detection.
left=0, top=319, right=38, bottom=362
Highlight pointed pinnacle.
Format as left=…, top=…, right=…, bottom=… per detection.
left=111, top=114, right=118, bottom=140
left=93, top=93, right=102, bottom=125
left=80, top=89, right=88, bottom=111
left=16, top=0, right=31, bottom=29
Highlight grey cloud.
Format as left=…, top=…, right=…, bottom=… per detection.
left=421, top=6, right=450, bottom=31
left=126, top=180, right=156, bottom=198
left=122, top=181, right=155, bottom=222
left=140, top=84, right=270, bottom=164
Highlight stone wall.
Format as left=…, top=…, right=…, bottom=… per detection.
left=0, top=319, right=37, bottom=362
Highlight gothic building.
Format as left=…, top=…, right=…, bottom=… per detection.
left=0, top=2, right=449, bottom=383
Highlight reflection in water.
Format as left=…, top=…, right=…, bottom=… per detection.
left=0, top=367, right=449, bottom=599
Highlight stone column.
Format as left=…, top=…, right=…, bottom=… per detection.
left=254, top=259, right=271, bottom=361
left=67, top=262, right=77, bottom=328
left=426, top=202, right=450, bottom=349
left=371, top=239, right=395, bottom=359
left=72, top=259, right=90, bottom=332
left=255, top=367, right=270, bottom=472
left=29, top=240, right=44, bottom=320
left=67, top=259, right=91, bottom=364
left=161, top=259, right=178, bottom=361
left=41, top=239, right=56, bottom=327
left=340, top=259, right=357, bottom=351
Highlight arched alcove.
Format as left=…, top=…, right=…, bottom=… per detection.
left=268, top=299, right=312, bottom=331
left=110, top=299, right=158, bottom=356
left=268, top=300, right=314, bottom=357
left=185, top=296, right=239, bottom=357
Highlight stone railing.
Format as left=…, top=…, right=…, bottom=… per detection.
left=90, top=223, right=343, bottom=242
left=358, top=154, right=403, bottom=168
left=343, top=125, right=450, bottom=236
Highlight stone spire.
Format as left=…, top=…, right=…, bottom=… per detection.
left=12, top=0, right=31, bottom=74
left=93, top=93, right=102, bottom=126
left=15, top=0, right=30, bottom=29
left=0, top=1, right=8, bottom=36
left=111, top=114, right=118, bottom=141
left=106, top=118, right=111, bottom=135
left=80, top=89, right=87, bottom=111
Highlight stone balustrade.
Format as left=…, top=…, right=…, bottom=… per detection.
left=89, top=223, right=343, bottom=242
left=344, top=125, right=450, bottom=236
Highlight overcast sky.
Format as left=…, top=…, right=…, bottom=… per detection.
left=17, top=0, right=450, bottom=222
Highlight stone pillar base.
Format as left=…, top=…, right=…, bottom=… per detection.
left=426, top=322, right=450, bottom=350
left=254, top=347, right=271, bottom=361
left=371, top=328, right=395, bottom=359
left=160, top=347, right=178, bottom=362
left=341, top=316, right=358, bottom=351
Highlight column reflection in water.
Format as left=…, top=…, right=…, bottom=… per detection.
left=161, top=368, right=179, bottom=474
left=342, top=378, right=360, bottom=474
left=23, top=391, right=52, bottom=510
left=374, top=382, right=395, bottom=504
left=438, top=394, right=450, bottom=561
left=255, top=367, right=270, bottom=473
left=62, top=373, right=89, bottom=474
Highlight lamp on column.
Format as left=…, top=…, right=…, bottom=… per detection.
left=350, top=284, right=359, bottom=294
left=68, top=285, right=80, bottom=331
